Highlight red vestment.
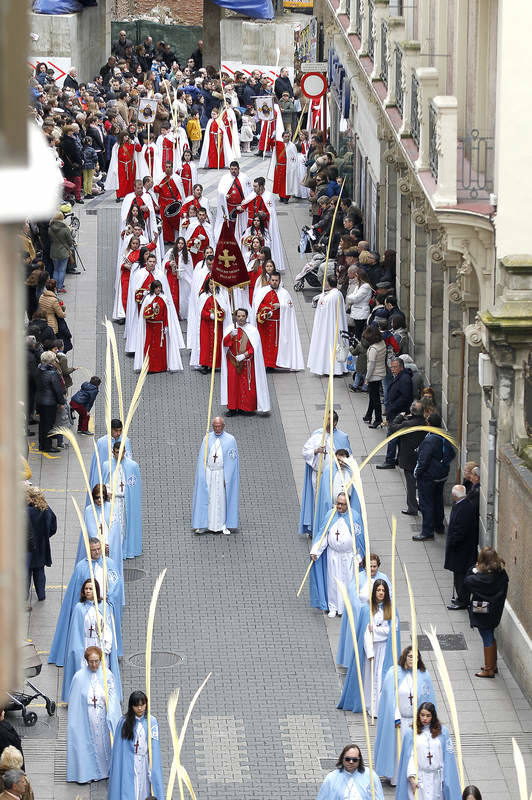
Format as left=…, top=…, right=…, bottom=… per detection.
left=143, top=296, right=168, bottom=373
left=226, top=177, right=245, bottom=229
left=273, top=141, right=289, bottom=199
left=256, top=289, right=280, bottom=367
left=199, top=295, right=225, bottom=368
left=247, top=261, right=262, bottom=305
left=180, top=163, right=193, bottom=197
left=223, top=328, right=257, bottom=412
left=128, top=194, right=150, bottom=222
left=117, top=142, right=141, bottom=198
left=154, top=177, right=182, bottom=243
left=144, top=145, right=157, bottom=178
left=207, top=121, right=225, bottom=169
left=161, top=136, right=176, bottom=171
left=186, top=224, right=210, bottom=268
left=136, top=270, right=157, bottom=313
left=245, top=195, right=270, bottom=228
left=258, top=113, right=276, bottom=153
left=222, top=110, right=233, bottom=148
left=121, top=241, right=156, bottom=310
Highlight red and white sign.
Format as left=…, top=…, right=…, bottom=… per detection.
left=300, top=72, right=328, bottom=100
left=27, top=57, right=71, bottom=88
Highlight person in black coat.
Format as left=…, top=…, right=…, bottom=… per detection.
left=274, top=68, right=294, bottom=99
left=0, top=711, right=24, bottom=766
left=29, top=312, right=55, bottom=345
left=390, top=400, right=427, bottom=515
left=464, top=546, right=509, bottom=678
left=376, top=357, right=413, bottom=469
left=444, top=485, right=477, bottom=609
left=26, top=486, right=57, bottom=601
left=35, top=353, right=65, bottom=453
left=26, top=336, right=40, bottom=431
left=413, top=412, right=455, bottom=541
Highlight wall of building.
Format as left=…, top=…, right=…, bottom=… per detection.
left=111, top=0, right=203, bottom=25
left=220, top=15, right=308, bottom=67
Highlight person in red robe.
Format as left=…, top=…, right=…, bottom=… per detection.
left=258, top=110, right=277, bottom=155
left=199, top=280, right=226, bottom=374
left=116, top=131, right=142, bottom=199
left=142, top=281, right=168, bottom=373
left=273, top=131, right=292, bottom=203
left=180, top=184, right=209, bottom=219
left=244, top=236, right=264, bottom=305
left=186, top=208, right=213, bottom=268
left=178, top=149, right=195, bottom=197
left=158, top=124, right=177, bottom=172
left=255, top=271, right=281, bottom=368
left=223, top=309, right=257, bottom=415
left=120, top=234, right=158, bottom=316
left=142, top=133, right=158, bottom=179
left=242, top=177, right=270, bottom=229
left=203, top=109, right=226, bottom=169
left=154, top=161, right=183, bottom=244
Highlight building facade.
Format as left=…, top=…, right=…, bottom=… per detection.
left=316, top=0, right=532, bottom=698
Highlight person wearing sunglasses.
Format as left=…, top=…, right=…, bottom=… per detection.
left=317, top=744, right=383, bottom=799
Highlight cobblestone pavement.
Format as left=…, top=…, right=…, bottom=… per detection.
left=22, top=154, right=532, bottom=800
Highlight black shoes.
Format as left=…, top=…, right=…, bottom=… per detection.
left=368, top=421, right=382, bottom=429
left=447, top=601, right=467, bottom=610
left=401, top=509, right=418, bottom=516
left=412, top=534, right=434, bottom=541
left=225, top=409, right=237, bottom=416
left=376, top=462, right=395, bottom=470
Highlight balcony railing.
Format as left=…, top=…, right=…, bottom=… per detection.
left=457, top=130, right=494, bottom=199
left=411, top=71, right=420, bottom=146
left=368, top=1, right=375, bottom=61
left=429, top=101, right=438, bottom=180
left=381, top=21, right=388, bottom=86
left=395, top=45, right=403, bottom=115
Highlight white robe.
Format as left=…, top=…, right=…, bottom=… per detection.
left=134, top=291, right=184, bottom=372
left=163, top=249, right=193, bottom=320
left=206, top=437, right=226, bottom=531
left=156, top=130, right=186, bottom=172
left=185, top=219, right=214, bottom=256
left=213, top=171, right=254, bottom=243
left=187, top=261, right=210, bottom=350
left=241, top=189, right=285, bottom=272
left=251, top=284, right=304, bottom=371
left=133, top=718, right=150, bottom=800
left=307, top=288, right=349, bottom=375
left=120, top=192, right=158, bottom=242
left=310, top=516, right=355, bottom=614
left=407, top=727, right=444, bottom=800
left=124, top=266, right=173, bottom=353
left=189, top=289, right=231, bottom=369
left=222, top=106, right=241, bottom=158
left=294, top=152, right=311, bottom=199
left=83, top=603, right=113, bottom=661
left=138, top=142, right=163, bottom=183
left=112, top=236, right=149, bottom=322
left=302, top=431, right=336, bottom=491
left=268, top=140, right=299, bottom=197
left=198, top=118, right=233, bottom=169
left=87, top=671, right=115, bottom=777
left=363, top=606, right=390, bottom=717
left=220, top=322, right=271, bottom=413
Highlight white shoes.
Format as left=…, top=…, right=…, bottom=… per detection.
left=327, top=610, right=337, bottom=618
left=222, top=527, right=231, bottom=536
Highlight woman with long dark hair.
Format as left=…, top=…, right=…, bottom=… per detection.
left=108, top=691, right=164, bottom=800
left=396, top=702, right=460, bottom=800
left=164, top=236, right=192, bottom=319
left=362, top=325, right=386, bottom=427
left=317, top=743, right=384, bottom=799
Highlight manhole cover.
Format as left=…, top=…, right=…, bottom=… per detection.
left=128, top=651, right=183, bottom=669
left=417, top=633, right=468, bottom=651
left=123, top=567, right=146, bottom=583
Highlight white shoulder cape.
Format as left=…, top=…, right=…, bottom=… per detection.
left=251, top=285, right=304, bottom=371
left=134, top=292, right=183, bottom=372
left=220, top=323, right=271, bottom=413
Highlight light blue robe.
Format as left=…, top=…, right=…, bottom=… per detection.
left=108, top=714, right=164, bottom=800
left=317, top=767, right=384, bottom=800
left=66, top=664, right=121, bottom=783
left=75, top=502, right=125, bottom=604
left=374, top=666, right=436, bottom=780
left=315, top=461, right=361, bottom=533
left=102, top=455, right=143, bottom=559
left=89, top=434, right=132, bottom=490
left=396, top=726, right=461, bottom=800
left=310, top=508, right=365, bottom=611
left=299, top=428, right=351, bottom=535
left=61, top=600, right=122, bottom=702
left=49, top=555, right=123, bottom=664
left=336, top=570, right=390, bottom=668
left=192, top=431, right=240, bottom=530
left=337, top=602, right=400, bottom=712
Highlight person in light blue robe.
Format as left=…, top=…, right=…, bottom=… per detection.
left=310, top=496, right=365, bottom=611
left=66, top=647, right=121, bottom=784
left=396, top=703, right=461, bottom=800
left=108, top=691, right=164, bottom=800
left=49, top=537, right=124, bottom=663
left=88, top=419, right=133, bottom=491
left=337, top=553, right=391, bottom=668
left=192, top=418, right=239, bottom=532
left=299, top=412, right=351, bottom=535
left=61, top=578, right=122, bottom=702
left=338, top=581, right=400, bottom=714
left=315, top=451, right=361, bottom=533
left=103, top=441, right=142, bottom=559
left=317, top=744, right=384, bottom=800
left=374, top=646, right=436, bottom=783
left=76, top=486, right=125, bottom=604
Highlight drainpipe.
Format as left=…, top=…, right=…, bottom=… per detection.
left=451, top=330, right=466, bottom=483
left=485, top=402, right=497, bottom=547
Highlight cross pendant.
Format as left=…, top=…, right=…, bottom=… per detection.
left=120, top=479, right=125, bottom=492
left=408, top=692, right=413, bottom=705
left=335, top=529, right=340, bottom=542
left=92, top=695, right=98, bottom=708
left=427, top=750, right=433, bottom=765
left=134, top=739, right=139, bottom=754
left=212, top=452, right=218, bottom=463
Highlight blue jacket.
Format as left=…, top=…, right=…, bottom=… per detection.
left=414, top=432, right=455, bottom=481
left=82, top=145, right=98, bottom=169
left=71, top=381, right=99, bottom=411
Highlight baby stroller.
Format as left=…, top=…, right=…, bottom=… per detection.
left=294, top=253, right=326, bottom=292
left=4, top=642, right=56, bottom=727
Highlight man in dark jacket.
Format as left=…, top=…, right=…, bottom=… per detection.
left=444, top=485, right=477, bottom=609
left=389, top=400, right=426, bottom=515
left=63, top=68, right=79, bottom=93
left=111, top=30, right=133, bottom=59
left=376, top=358, right=413, bottom=469
left=36, top=353, right=65, bottom=453
left=274, top=67, right=294, bottom=99
left=413, top=412, right=455, bottom=541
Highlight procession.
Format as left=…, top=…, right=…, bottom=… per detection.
left=9, top=11, right=530, bottom=800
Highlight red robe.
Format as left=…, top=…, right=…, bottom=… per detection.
left=154, top=177, right=182, bottom=243
left=186, top=223, right=210, bottom=268
left=273, top=141, right=289, bottom=199
left=165, top=259, right=180, bottom=316
left=256, top=289, right=280, bottom=368
left=258, top=112, right=276, bottom=153
left=225, top=177, right=245, bottom=229
left=143, top=296, right=168, bottom=373
left=244, top=194, right=270, bottom=229
left=121, top=241, right=156, bottom=310
left=161, top=136, right=176, bottom=171
left=127, top=193, right=150, bottom=223
left=199, top=295, right=225, bottom=368
left=222, top=109, right=233, bottom=149
left=207, top=120, right=225, bottom=169
left=117, top=142, right=141, bottom=198
left=223, top=328, right=257, bottom=412
left=247, top=260, right=262, bottom=305
left=180, top=197, right=202, bottom=218
left=180, top=163, right=193, bottom=197
left=144, top=145, right=157, bottom=178
left=135, top=270, right=157, bottom=312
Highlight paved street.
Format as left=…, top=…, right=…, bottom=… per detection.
left=20, top=155, right=531, bottom=800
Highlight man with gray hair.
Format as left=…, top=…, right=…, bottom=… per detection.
left=444, top=484, right=477, bottom=610
left=0, top=769, right=27, bottom=798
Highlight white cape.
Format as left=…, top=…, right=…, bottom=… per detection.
left=220, top=323, right=270, bottom=413
left=124, top=266, right=174, bottom=353
left=189, top=290, right=232, bottom=368
left=112, top=233, right=148, bottom=321
left=213, top=171, right=253, bottom=243
left=138, top=143, right=163, bottom=183
left=268, top=140, right=299, bottom=196
left=162, top=248, right=193, bottom=320
left=251, top=285, right=304, bottom=371
left=241, top=189, right=285, bottom=272
left=198, top=118, right=233, bottom=169
left=134, top=291, right=184, bottom=372
left=307, top=288, right=348, bottom=375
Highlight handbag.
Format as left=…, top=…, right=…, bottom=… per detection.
left=471, top=600, right=490, bottom=614
left=336, top=331, right=350, bottom=363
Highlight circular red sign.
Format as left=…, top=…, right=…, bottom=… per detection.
left=300, top=72, right=328, bottom=100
